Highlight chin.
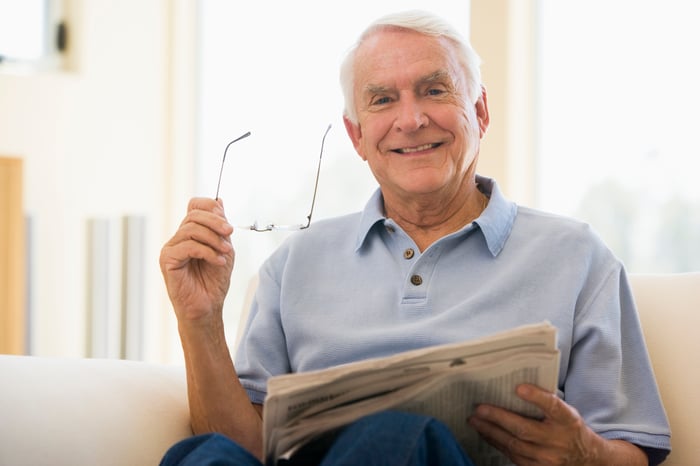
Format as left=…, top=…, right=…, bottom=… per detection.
left=399, top=182, right=450, bottom=197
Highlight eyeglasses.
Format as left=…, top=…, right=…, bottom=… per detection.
left=214, top=124, right=331, bottom=232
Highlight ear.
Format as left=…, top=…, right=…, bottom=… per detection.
left=475, top=85, right=490, bottom=138
left=343, top=115, right=367, bottom=161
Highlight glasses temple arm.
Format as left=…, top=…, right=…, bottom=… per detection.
left=215, top=131, right=251, bottom=200
left=304, top=124, right=332, bottom=227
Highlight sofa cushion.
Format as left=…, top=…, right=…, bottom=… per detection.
left=0, top=355, right=192, bottom=466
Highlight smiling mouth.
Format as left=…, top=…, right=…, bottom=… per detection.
left=394, top=143, right=442, bottom=154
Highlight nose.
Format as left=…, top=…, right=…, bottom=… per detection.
left=394, top=95, right=428, bottom=132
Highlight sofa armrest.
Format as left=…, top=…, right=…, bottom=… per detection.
left=0, top=355, right=192, bottom=466
left=629, top=273, right=700, bottom=466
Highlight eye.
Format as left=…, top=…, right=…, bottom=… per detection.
left=371, top=95, right=392, bottom=106
left=426, top=86, right=447, bottom=97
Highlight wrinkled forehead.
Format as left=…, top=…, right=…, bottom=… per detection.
left=353, top=28, right=465, bottom=90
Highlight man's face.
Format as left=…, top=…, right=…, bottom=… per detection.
left=344, top=29, right=488, bottom=203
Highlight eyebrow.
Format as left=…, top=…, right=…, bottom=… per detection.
left=364, top=83, right=392, bottom=96
left=363, top=70, right=452, bottom=96
left=420, top=70, right=451, bottom=85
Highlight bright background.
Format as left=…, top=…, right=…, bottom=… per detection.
left=537, top=0, right=700, bottom=272
left=1, top=0, right=698, bottom=362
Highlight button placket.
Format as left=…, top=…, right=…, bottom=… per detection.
left=401, top=244, right=444, bottom=303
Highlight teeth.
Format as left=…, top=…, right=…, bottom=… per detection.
left=399, top=143, right=436, bottom=154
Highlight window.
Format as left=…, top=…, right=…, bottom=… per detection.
left=0, top=0, right=66, bottom=70
left=536, top=0, right=700, bottom=272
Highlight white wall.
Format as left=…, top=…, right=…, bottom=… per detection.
left=0, top=0, right=180, bottom=361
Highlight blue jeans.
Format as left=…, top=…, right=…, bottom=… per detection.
left=161, top=410, right=475, bottom=466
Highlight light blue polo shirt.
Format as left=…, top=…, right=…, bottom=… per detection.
left=235, top=175, right=671, bottom=456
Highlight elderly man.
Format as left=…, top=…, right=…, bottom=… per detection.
left=160, top=10, right=670, bottom=466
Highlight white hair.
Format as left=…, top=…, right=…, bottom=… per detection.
left=339, top=10, right=483, bottom=124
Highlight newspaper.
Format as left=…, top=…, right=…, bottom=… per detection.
left=262, top=322, right=560, bottom=466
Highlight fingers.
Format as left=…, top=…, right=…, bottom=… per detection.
left=470, top=403, right=544, bottom=443
left=161, top=197, right=234, bottom=271
left=469, top=385, right=575, bottom=442
left=469, top=385, right=591, bottom=465
left=160, top=235, right=229, bottom=272
left=181, top=198, right=234, bottom=236
left=173, top=214, right=232, bottom=254
left=468, top=411, right=540, bottom=464
left=516, top=384, right=579, bottom=423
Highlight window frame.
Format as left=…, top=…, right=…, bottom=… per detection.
left=0, top=0, right=68, bottom=73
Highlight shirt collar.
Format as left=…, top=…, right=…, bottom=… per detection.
left=473, top=175, right=518, bottom=256
left=354, top=175, right=517, bottom=257
left=354, top=189, right=386, bottom=251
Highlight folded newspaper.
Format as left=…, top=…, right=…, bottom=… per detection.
left=263, top=321, right=560, bottom=466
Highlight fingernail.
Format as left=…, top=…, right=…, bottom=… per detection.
left=476, top=405, right=490, bottom=416
left=518, top=385, right=532, bottom=397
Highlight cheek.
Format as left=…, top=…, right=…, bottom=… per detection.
left=449, top=112, right=481, bottom=168
left=357, top=116, right=392, bottom=155
left=457, top=108, right=481, bottom=144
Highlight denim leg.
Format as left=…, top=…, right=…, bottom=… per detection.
left=160, top=433, right=263, bottom=466
left=317, top=410, right=475, bottom=466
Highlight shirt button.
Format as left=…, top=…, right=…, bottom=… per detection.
left=386, top=225, right=395, bottom=233
left=403, top=248, right=415, bottom=260
left=410, top=274, right=423, bottom=286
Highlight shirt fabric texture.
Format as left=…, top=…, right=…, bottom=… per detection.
left=235, top=175, right=671, bottom=459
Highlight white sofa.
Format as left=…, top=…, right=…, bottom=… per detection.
left=1, top=273, right=698, bottom=465
left=0, top=356, right=191, bottom=465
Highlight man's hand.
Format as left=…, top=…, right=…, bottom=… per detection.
left=468, top=384, right=647, bottom=466
left=160, top=198, right=264, bottom=458
left=159, top=197, right=235, bottom=322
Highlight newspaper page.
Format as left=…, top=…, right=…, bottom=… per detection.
left=263, top=322, right=559, bottom=465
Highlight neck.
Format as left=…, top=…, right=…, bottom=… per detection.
left=383, top=179, right=487, bottom=252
